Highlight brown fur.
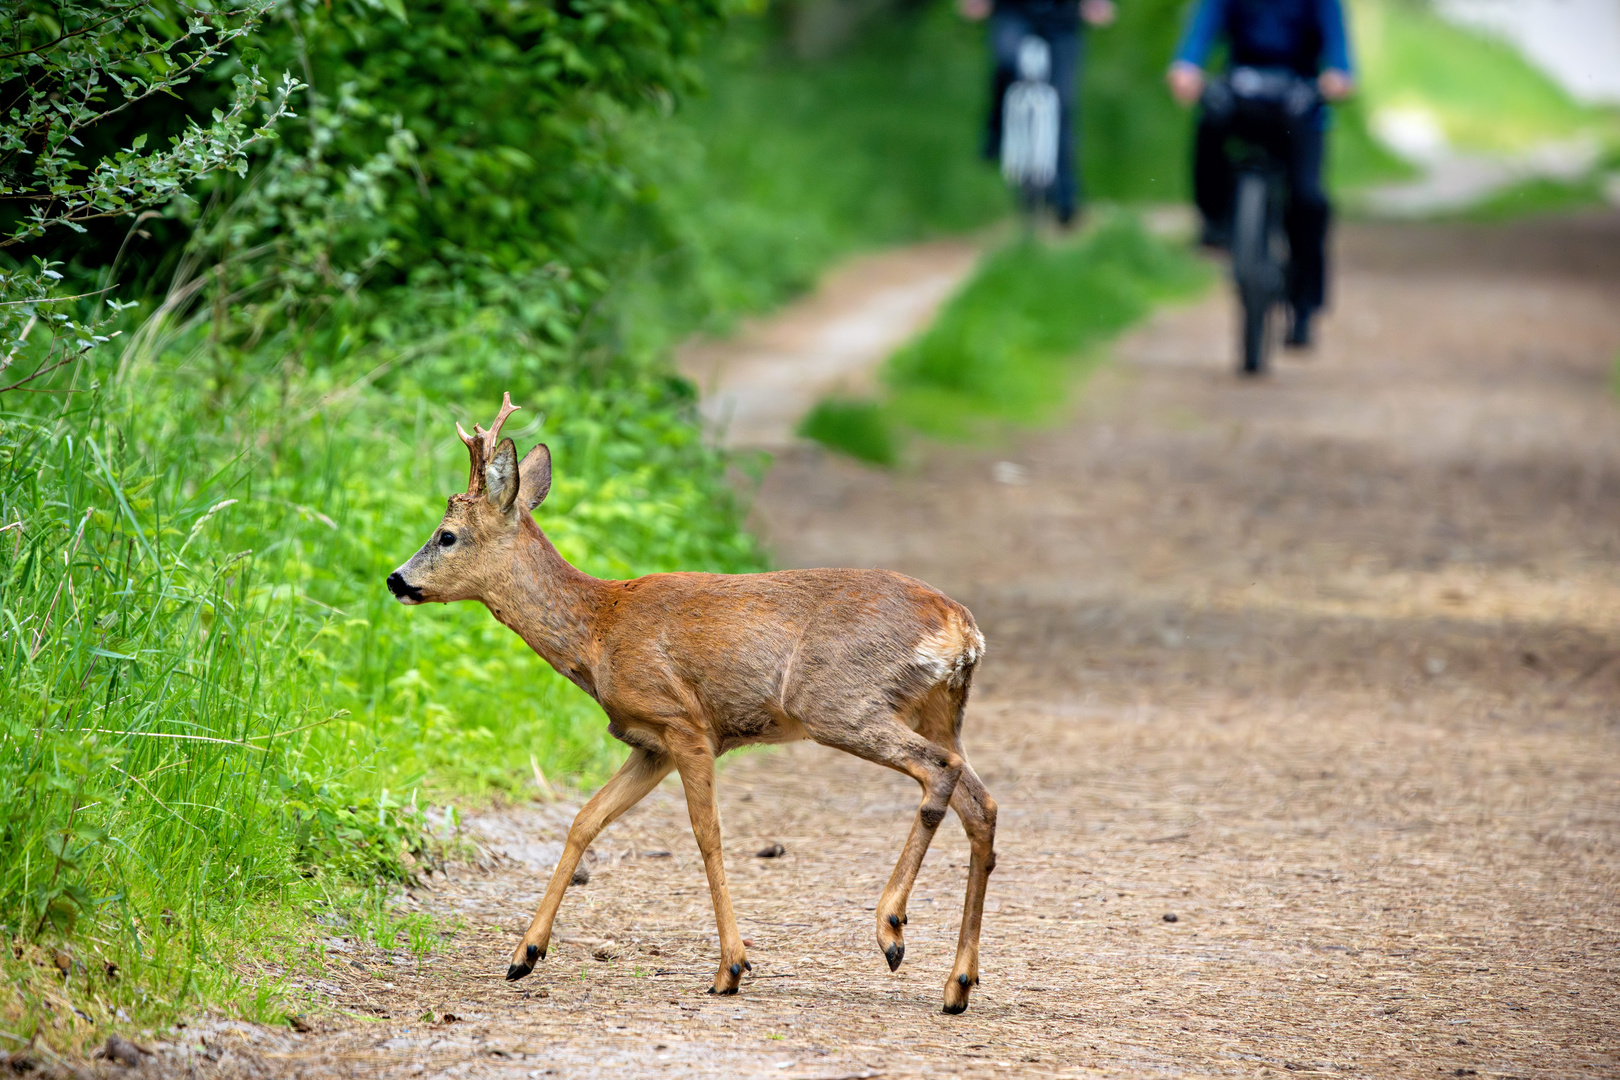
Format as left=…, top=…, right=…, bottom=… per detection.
left=387, top=397, right=997, bottom=1013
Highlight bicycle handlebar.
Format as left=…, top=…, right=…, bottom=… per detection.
left=1200, top=67, right=1322, bottom=120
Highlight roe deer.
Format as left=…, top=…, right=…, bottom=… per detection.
left=386, top=395, right=997, bottom=1013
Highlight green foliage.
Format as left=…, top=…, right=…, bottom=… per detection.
left=1349, top=0, right=1612, bottom=156
left=1080, top=0, right=1196, bottom=202
left=238, top=0, right=732, bottom=290
left=599, top=5, right=1010, bottom=354
left=0, top=0, right=296, bottom=247
left=0, top=0, right=299, bottom=388
left=802, top=215, right=1212, bottom=461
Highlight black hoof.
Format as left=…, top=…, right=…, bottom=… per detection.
left=743, top=960, right=752, bottom=972
left=526, top=944, right=541, bottom=963
left=710, top=985, right=738, bottom=996
left=729, top=963, right=741, bottom=977
left=884, top=943, right=905, bottom=972
left=942, top=1000, right=968, bottom=1015
left=506, top=963, right=532, bottom=982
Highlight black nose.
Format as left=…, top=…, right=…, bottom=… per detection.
left=386, top=572, right=422, bottom=601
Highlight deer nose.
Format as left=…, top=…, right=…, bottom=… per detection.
left=386, top=571, right=423, bottom=603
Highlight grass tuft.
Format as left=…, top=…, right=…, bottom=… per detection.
left=798, top=399, right=899, bottom=466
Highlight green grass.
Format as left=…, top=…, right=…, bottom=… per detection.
left=798, top=399, right=900, bottom=467
left=1350, top=0, right=1617, bottom=157
left=801, top=214, right=1212, bottom=464
left=1446, top=174, right=1611, bottom=222
left=0, top=299, right=762, bottom=1049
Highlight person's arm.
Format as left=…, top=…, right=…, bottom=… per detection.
left=1317, top=0, right=1356, bottom=99
left=1173, top=0, right=1227, bottom=69
left=1166, top=0, right=1226, bottom=104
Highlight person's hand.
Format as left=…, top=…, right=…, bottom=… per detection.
left=1166, top=61, right=1204, bottom=106
left=1080, top=0, right=1116, bottom=26
left=1318, top=68, right=1355, bottom=101
left=958, top=0, right=992, bottom=20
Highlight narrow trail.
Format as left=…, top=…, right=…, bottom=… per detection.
left=159, top=214, right=1620, bottom=1079
left=676, top=239, right=982, bottom=449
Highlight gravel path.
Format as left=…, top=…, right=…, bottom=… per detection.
left=156, top=213, right=1620, bottom=1080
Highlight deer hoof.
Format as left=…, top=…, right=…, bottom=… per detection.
left=884, top=943, right=905, bottom=972
left=942, top=973, right=973, bottom=1014
left=506, top=963, right=532, bottom=982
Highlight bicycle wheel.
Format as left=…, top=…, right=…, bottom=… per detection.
left=1231, top=172, right=1274, bottom=376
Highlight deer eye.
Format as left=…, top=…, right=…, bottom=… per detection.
left=438, top=531, right=457, bottom=548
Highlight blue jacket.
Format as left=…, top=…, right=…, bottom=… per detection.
left=1174, top=0, right=1354, bottom=78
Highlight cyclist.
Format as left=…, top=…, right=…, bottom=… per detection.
left=961, top=0, right=1118, bottom=225
left=1166, top=0, right=1355, bottom=348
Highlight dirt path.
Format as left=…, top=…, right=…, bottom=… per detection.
left=158, top=214, right=1620, bottom=1080
left=676, top=239, right=982, bottom=448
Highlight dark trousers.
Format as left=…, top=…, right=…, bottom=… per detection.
left=1194, top=106, right=1330, bottom=313
left=985, top=10, right=1081, bottom=217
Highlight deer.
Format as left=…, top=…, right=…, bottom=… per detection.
left=385, top=394, right=998, bottom=1014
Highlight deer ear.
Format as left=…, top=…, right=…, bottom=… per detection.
left=486, top=438, right=520, bottom=513
left=518, top=443, right=552, bottom=512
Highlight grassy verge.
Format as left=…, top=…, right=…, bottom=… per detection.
left=800, top=214, right=1212, bottom=464
left=0, top=297, right=762, bottom=1049
left=1349, top=0, right=1613, bottom=157
left=1443, top=173, right=1614, bottom=223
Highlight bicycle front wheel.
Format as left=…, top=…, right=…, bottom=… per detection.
left=1231, top=172, right=1275, bottom=376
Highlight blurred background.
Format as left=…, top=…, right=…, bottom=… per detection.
left=2, top=0, right=1617, bottom=1061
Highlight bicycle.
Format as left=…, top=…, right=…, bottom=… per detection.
left=1000, top=35, right=1061, bottom=218
left=1200, top=68, right=1321, bottom=376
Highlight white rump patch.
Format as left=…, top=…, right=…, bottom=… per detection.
left=914, top=614, right=985, bottom=689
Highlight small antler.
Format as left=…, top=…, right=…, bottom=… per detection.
left=459, top=392, right=522, bottom=493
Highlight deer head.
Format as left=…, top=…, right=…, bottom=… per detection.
left=386, top=393, right=553, bottom=605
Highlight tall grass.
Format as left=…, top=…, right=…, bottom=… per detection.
left=0, top=296, right=762, bottom=1047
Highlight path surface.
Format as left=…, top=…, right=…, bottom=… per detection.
left=676, top=240, right=981, bottom=448
left=157, top=214, right=1620, bottom=1079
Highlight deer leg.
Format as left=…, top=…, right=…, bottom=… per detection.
left=507, top=748, right=672, bottom=981
left=942, top=758, right=997, bottom=1015
left=812, top=715, right=963, bottom=977
left=670, top=742, right=751, bottom=996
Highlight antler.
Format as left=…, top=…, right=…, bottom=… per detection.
left=458, top=392, right=522, bottom=493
